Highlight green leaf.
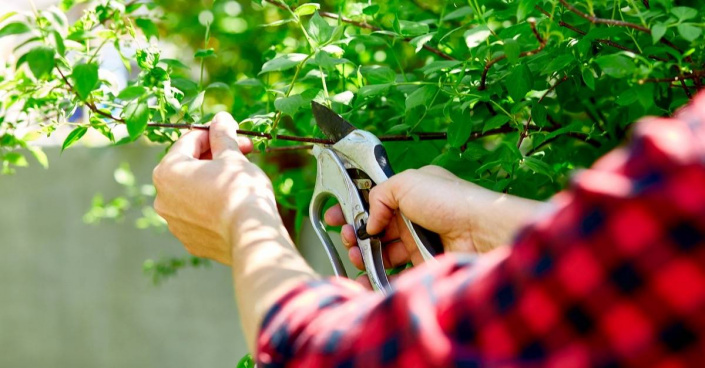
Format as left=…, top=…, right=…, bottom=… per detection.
left=26, top=46, right=55, bottom=79
left=118, top=86, right=147, bottom=101
left=194, top=48, right=215, bottom=58
left=464, top=25, right=491, bottom=48
left=135, top=18, right=159, bottom=40
left=294, top=3, right=320, bottom=16
left=4, top=152, right=28, bottom=167
left=419, top=60, right=462, bottom=75
left=236, top=354, right=255, bottom=368
left=677, top=23, right=701, bottom=42
left=483, top=115, right=510, bottom=133
left=448, top=119, right=473, bottom=148
left=53, top=30, right=65, bottom=56
left=523, top=156, right=553, bottom=179
left=443, top=6, right=473, bottom=21
left=360, top=65, right=396, bottom=84
left=506, top=64, right=532, bottom=101
left=531, top=103, right=548, bottom=127
left=358, top=84, right=390, bottom=99
left=71, top=63, right=99, bottom=101
left=123, top=102, right=149, bottom=140
left=274, top=94, right=306, bottom=116
left=671, top=7, right=697, bottom=21
left=651, top=23, right=668, bottom=44
left=517, top=0, right=538, bottom=21
left=405, top=85, right=438, bottom=112
left=0, top=22, right=31, bottom=38
left=397, top=20, right=429, bottom=37
left=581, top=67, right=595, bottom=90
left=188, top=91, right=205, bottom=113
left=308, top=12, right=333, bottom=44
left=594, top=54, right=636, bottom=78
left=503, top=39, right=520, bottom=64
left=409, top=34, right=434, bottom=53
left=28, top=146, right=48, bottom=169
left=260, top=53, right=307, bottom=74
left=362, top=5, right=380, bottom=16
left=62, top=126, right=88, bottom=151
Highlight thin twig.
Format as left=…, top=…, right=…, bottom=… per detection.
left=263, top=0, right=455, bottom=61
left=517, top=75, right=569, bottom=149
left=479, top=20, right=545, bottom=90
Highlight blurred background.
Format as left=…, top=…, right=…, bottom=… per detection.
left=0, top=0, right=354, bottom=366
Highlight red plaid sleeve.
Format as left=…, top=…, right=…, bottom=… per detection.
left=257, top=93, right=705, bottom=367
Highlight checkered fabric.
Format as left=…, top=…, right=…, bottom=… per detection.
left=257, top=92, right=705, bottom=367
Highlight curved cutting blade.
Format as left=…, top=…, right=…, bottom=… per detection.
left=312, top=101, right=356, bottom=143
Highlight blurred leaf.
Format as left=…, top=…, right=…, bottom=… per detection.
left=118, top=86, right=147, bottom=101
left=260, top=53, right=307, bottom=73
left=506, top=63, right=532, bottom=101
left=295, top=3, right=320, bottom=16
left=123, top=102, right=149, bottom=140
left=464, top=25, right=491, bottom=48
left=308, top=12, right=333, bottom=44
left=483, top=115, right=510, bottom=133
left=26, top=46, right=55, bottom=79
left=503, top=39, right=520, bottom=64
left=671, top=7, right=697, bottom=21
left=594, top=54, right=636, bottom=78
left=0, top=21, right=31, bottom=38
left=651, top=23, right=667, bottom=44
left=677, top=24, right=701, bottom=42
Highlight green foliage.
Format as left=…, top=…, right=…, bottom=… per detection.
left=1, top=0, right=703, bottom=247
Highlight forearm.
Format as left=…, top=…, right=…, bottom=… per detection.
left=229, top=199, right=319, bottom=352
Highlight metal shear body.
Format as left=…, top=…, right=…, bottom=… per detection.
left=309, top=102, right=444, bottom=294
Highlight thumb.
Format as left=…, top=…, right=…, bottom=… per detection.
left=366, top=180, right=399, bottom=235
left=209, top=112, right=243, bottom=159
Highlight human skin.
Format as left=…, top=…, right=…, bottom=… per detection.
left=152, top=112, right=546, bottom=351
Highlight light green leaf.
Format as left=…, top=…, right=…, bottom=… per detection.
left=118, top=86, right=147, bottom=101
left=123, top=102, right=149, bottom=140
left=503, top=39, right=520, bottom=64
left=274, top=94, right=306, bottom=116
left=194, top=48, right=215, bottom=58
left=419, top=60, right=462, bottom=75
left=28, top=146, right=48, bottom=169
left=26, top=46, right=55, bottom=79
left=4, top=152, right=28, bottom=167
left=135, top=18, right=159, bottom=40
left=362, top=5, right=380, bottom=15
left=53, top=30, right=65, bottom=56
left=677, top=23, right=701, bottom=42
left=71, top=63, right=99, bottom=101
left=62, top=126, right=88, bottom=151
left=398, top=20, right=429, bottom=37
left=188, top=91, right=205, bottom=113
left=671, top=7, right=697, bottom=21
left=260, top=53, right=307, bottom=73
left=464, top=25, right=491, bottom=48
left=651, top=23, right=668, bottom=44
left=483, top=115, right=510, bottom=133
left=358, top=84, right=390, bottom=99
left=410, top=34, right=434, bottom=53
left=0, top=22, right=31, bottom=38
left=308, top=12, right=333, bottom=44
left=294, top=3, right=320, bottom=16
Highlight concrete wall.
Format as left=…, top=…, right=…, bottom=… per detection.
left=0, top=146, right=247, bottom=368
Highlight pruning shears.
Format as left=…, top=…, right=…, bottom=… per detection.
left=309, top=101, right=444, bottom=294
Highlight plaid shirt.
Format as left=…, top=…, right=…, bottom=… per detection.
left=257, top=92, right=705, bottom=367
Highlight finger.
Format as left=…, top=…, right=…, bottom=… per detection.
left=200, top=149, right=213, bottom=160
left=355, top=274, right=373, bottom=290
left=209, top=112, right=245, bottom=160
left=366, top=179, right=401, bottom=235
left=385, top=240, right=411, bottom=267
left=341, top=225, right=357, bottom=248
left=237, top=136, right=254, bottom=155
left=348, top=246, right=364, bottom=270
left=395, top=213, right=426, bottom=266
left=324, top=204, right=346, bottom=226
left=167, top=129, right=210, bottom=161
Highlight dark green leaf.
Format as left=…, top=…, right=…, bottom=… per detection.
left=503, top=39, right=520, bottom=64
left=531, top=103, right=548, bottom=127
left=483, top=115, right=510, bottom=133
left=419, top=60, right=462, bottom=75
left=594, top=54, right=636, bottom=78
left=506, top=64, right=532, bottom=101
left=448, top=119, right=473, bottom=148
left=358, top=84, right=390, bottom=99
left=26, top=46, right=55, bottom=79
left=362, top=4, right=380, bottom=15
left=360, top=65, right=396, bottom=84
left=118, top=86, right=147, bottom=101
left=398, top=20, right=429, bottom=37
left=123, top=102, right=149, bottom=140
left=194, top=48, right=215, bottom=58
left=517, top=0, right=538, bottom=21
left=71, top=63, right=99, bottom=101
left=581, top=68, right=595, bottom=90
left=0, top=22, right=31, bottom=38
left=523, top=156, right=553, bottom=179
left=61, top=126, right=88, bottom=151
left=274, top=94, right=306, bottom=116
left=405, top=85, right=438, bottom=112
left=443, top=6, right=473, bottom=21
